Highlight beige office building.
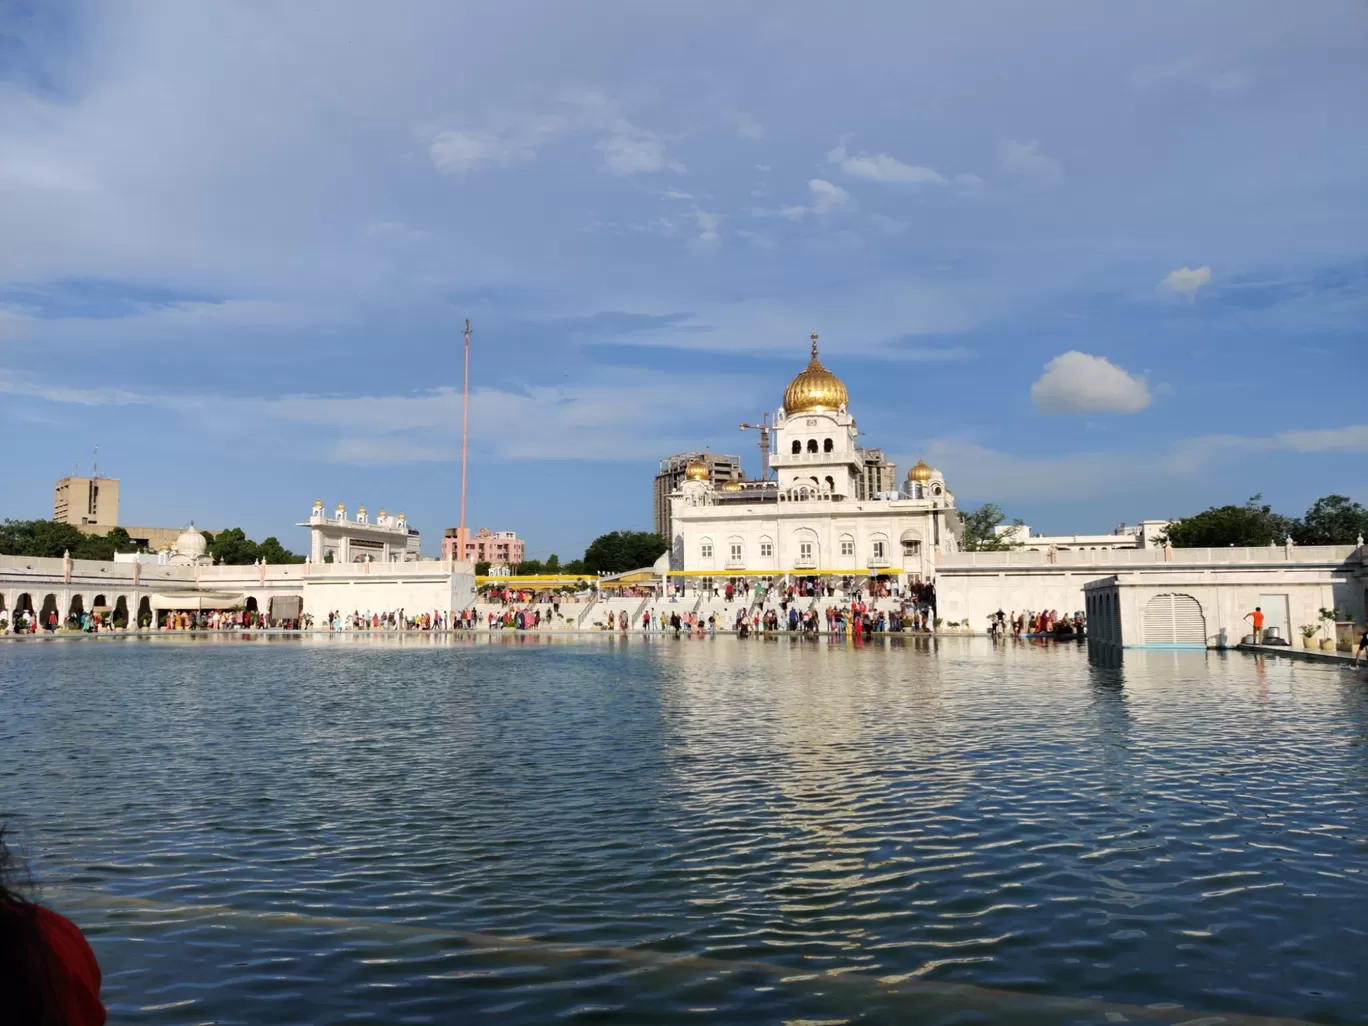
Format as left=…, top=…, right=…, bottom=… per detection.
left=54, top=476, right=120, bottom=531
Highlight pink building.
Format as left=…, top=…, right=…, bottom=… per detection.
left=442, top=527, right=525, bottom=566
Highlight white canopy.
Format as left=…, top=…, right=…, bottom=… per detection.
left=148, top=591, right=244, bottom=610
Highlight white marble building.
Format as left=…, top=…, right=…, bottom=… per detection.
left=669, top=335, right=959, bottom=584
left=300, top=500, right=423, bottom=563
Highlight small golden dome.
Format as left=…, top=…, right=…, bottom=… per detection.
left=908, top=459, right=933, bottom=483
left=684, top=457, right=710, bottom=482
left=313, top=497, right=323, bottom=507
left=358, top=505, right=367, bottom=514
left=783, top=333, right=848, bottom=414
left=721, top=480, right=742, bottom=492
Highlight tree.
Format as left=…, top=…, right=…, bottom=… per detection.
left=514, top=558, right=544, bottom=575
left=582, top=531, right=668, bottom=574
left=475, top=561, right=491, bottom=576
left=958, top=504, right=1023, bottom=551
left=0, top=519, right=140, bottom=560
left=1162, top=495, right=1294, bottom=548
left=207, top=527, right=259, bottom=565
left=257, top=536, right=305, bottom=564
left=544, top=554, right=560, bottom=572
left=1294, top=495, right=1368, bottom=545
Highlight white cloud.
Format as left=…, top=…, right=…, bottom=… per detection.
left=1160, top=265, right=1212, bottom=301
left=1000, top=140, right=1062, bottom=185
left=1277, top=425, right=1368, bottom=453
left=429, top=115, right=568, bottom=174
left=779, top=179, right=852, bottom=221
left=826, top=143, right=946, bottom=186
left=1030, top=351, right=1150, bottom=414
left=1134, top=58, right=1252, bottom=93
left=728, top=111, right=765, bottom=141
left=0, top=368, right=760, bottom=464
left=596, top=131, right=682, bottom=175
left=691, top=209, right=721, bottom=247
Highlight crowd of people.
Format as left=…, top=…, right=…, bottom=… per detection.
left=986, top=608, right=1086, bottom=639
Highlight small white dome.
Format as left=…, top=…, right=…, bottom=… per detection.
left=176, top=523, right=208, bottom=558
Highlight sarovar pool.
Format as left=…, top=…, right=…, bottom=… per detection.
left=3, top=634, right=1366, bottom=1024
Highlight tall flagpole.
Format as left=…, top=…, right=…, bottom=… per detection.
left=459, top=319, right=471, bottom=556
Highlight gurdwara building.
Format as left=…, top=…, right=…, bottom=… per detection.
left=668, top=335, right=960, bottom=586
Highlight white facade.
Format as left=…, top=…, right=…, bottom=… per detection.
left=936, top=542, right=1367, bottom=646
left=1, top=552, right=474, bottom=628
left=669, top=349, right=958, bottom=582
left=300, top=500, right=422, bottom=563
left=993, top=520, right=1171, bottom=552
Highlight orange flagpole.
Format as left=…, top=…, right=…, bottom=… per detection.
left=459, top=318, right=471, bottom=557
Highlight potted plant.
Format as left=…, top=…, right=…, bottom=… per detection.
left=1318, top=608, right=1342, bottom=651
left=1299, top=624, right=1319, bottom=650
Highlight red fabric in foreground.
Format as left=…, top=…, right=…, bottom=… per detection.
left=35, top=905, right=106, bottom=1026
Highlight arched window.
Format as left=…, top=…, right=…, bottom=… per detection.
left=700, top=538, right=713, bottom=559
left=807, top=438, right=818, bottom=453
left=825, top=475, right=835, bottom=492
left=791, top=440, right=801, bottom=454
left=823, top=438, right=833, bottom=452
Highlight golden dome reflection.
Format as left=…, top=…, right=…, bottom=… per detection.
left=721, top=480, right=742, bottom=492
left=783, top=333, right=849, bottom=414
left=685, top=457, right=710, bottom=482
left=908, top=459, right=933, bottom=482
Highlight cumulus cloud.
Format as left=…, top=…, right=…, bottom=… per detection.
left=1000, top=140, right=1062, bottom=185
left=779, top=179, right=851, bottom=220
left=1030, top=351, right=1150, bottom=414
left=826, top=143, right=947, bottom=186
left=1160, top=265, right=1212, bottom=301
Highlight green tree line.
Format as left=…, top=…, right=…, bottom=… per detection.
left=0, top=520, right=305, bottom=564
left=955, top=494, right=1368, bottom=551
left=1161, top=494, right=1368, bottom=547
left=479, top=530, right=669, bottom=577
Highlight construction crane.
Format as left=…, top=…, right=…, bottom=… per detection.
left=738, top=412, right=773, bottom=480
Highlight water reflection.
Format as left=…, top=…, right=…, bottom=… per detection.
left=3, top=636, right=1366, bottom=1025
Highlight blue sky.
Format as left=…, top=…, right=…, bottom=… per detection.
left=1, top=1, right=1365, bottom=558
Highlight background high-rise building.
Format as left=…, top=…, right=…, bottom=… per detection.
left=855, top=448, right=898, bottom=500
left=54, top=475, right=120, bottom=530
left=653, top=452, right=742, bottom=540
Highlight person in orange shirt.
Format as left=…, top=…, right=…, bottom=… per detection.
left=1244, top=606, right=1265, bottom=644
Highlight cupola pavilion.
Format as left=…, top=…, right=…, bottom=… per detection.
left=669, top=333, right=958, bottom=585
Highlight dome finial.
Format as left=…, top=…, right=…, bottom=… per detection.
left=810, top=331, right=819, bottom=357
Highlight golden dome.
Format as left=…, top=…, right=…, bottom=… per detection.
left=721, top=480, right=742, bottom=492
left=684, top=457, right=710, bottom=481
left=783, top=333, right=848, bottom=414
left=908, top=459, right=933, bottom=483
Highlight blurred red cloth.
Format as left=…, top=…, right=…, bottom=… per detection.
left=35, top=905, right=106, bottom=1026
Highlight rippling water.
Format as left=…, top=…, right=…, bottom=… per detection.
left=3, top=634, right=1368, bottom=1025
